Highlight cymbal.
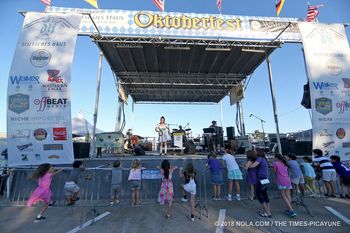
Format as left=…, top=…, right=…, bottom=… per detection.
left=185, top=129, right=191, bottom=131
left=172, top=129, right=178, bottom=131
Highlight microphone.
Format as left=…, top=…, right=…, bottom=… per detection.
left=249, top=114, right=252, bottom=117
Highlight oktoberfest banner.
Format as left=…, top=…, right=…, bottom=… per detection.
left=47, top=7, right=301, bottom=42
left=299, top=22, right=350, bottom=160
left=7, top=12, right=82, bottom=166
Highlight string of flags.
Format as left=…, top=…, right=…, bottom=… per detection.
left=307, top=4, right=324, bottom=22
left=275, top=0, right=285, bottom=16
left=153, top=0, right=165, bottom=12
left=40, top=0, right=51, bottom=6
left=39, top=0, right=323, bottom=22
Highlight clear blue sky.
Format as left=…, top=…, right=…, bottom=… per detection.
left=1, top=0, right=349, bottom=139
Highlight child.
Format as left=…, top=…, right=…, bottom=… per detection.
left=330, top=155, right=350, bottom=198
left=206, top=153, right=223, bottom=200
left=110, top=160, right=122, bottom=205
left=244, top=150, right=258, bottom=201
left=273, top=154, right=296, bottom=217
left=222, top=147, right=243, bottom=201
left=313, top=149, right=337, bottom=197
left=286, top=154, right=305, bottom=198
left=64, top=161, right=84, bottom=206
left=301, top=156, right=317, bottom=197
left=157, top=160, right=177, bottom=219
left=27, top=163, right=62, bottom=222
left=128, top=159, right=143, bottom=205
left=180, top=163, right=197, bottom=222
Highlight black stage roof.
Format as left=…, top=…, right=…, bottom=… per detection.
left=95, top=36, right=281, bottom=103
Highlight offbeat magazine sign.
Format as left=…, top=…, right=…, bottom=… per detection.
left=7, top=12, right=82, bottom=166
left=299, top=22, right=350, bottom=160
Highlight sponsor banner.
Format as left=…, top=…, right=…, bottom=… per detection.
left=299, top=22, right=350, bottom=161
left=172, top=132, right=183, bottom=148
left=141, top=169, right=162, bottom=180
left=7, top=12, right=82, bottom=166
left=47, top=6, right=301, bottom=42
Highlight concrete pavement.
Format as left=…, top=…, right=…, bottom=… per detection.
left=1, top=196, right=349, bottom=233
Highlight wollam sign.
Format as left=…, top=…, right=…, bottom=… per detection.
left=7, top=12, right=82, bottom=166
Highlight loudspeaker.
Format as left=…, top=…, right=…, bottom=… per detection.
left=134, top=145, right=145, bottom=156
left=281, top=141, right=312, bottom=155
left=73, top=143, right=90, bottom=158
left=226, top=127, right=235, bottom=141
left=301, top=83, right=311, bottom=109
left=184, top=140, right=196, bottom=154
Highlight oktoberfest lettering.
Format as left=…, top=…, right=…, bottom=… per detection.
left=134, top=12, right=242, bottom=31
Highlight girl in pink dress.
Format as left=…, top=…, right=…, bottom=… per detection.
left=27, top=163, right=62, bottom=222
left=157, top=160, right=177, bottom=219
left=273, top=154, right=296, bottom=218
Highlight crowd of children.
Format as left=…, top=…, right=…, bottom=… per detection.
left=26, top=148, right=350, bottom=222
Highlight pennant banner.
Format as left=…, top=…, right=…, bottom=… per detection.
left=7, top=12, right=82, bottom=166
left=299, top=22, right=350, bottom=161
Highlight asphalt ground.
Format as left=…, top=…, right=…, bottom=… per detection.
left=1, top=195, right=349, bottom=233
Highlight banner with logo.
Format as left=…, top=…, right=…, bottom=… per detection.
left=7, top=12, right=82, bottom=166
left=47, top=7, right=301, bottom=42
left=299, top=22, right=350, bottom=160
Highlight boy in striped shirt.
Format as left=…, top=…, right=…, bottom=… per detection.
left=312, top=149, right=337, bottom=197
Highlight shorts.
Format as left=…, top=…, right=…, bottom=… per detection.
left=210, top=171, right=223, bottom=185
left=111, top=184, right=122, bottom=197
left=64, top=181, right=80, bottom=197
left=278, top=184, right=292, bottom=190
left=340, top=176, right=350, bottom=186
left=183, top=179, right=196, bottom=195
left=291, top=176, right=305, bottom=185
left=322, top=170, right=337, bottom=182
left=130, top=180, right=141, bottom=190
left=227, top=169, right=243, bottom=180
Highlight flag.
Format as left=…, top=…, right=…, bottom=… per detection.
left=41, top=0, right=51, bottom=6
left=153, top=0, right=165, bottom=12
left=275, top=0, right=285, bottom=16
left=217, top=0, right=222, bottom=12
left=84, top=0, right=98, bottom=9
left=307, top=4, right=322, bottom=22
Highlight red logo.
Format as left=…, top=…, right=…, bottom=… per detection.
left=47, top=69, right=63, bottom=83
left=53, top=127, right=67, bottom=140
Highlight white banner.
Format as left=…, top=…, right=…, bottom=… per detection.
left=47, top=7, right=301, bottom=42
left=173, top=133, right=183, bottom=148
left=7, top=12, right=82, bottom=166
left=299, top=22, right=350, bottom=161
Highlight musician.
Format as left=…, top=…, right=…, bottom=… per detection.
left=155, top=116, right=171, bottom=156
left=177, top=125, right=186, bottom=134
left=209, top=120, right=221, bottom=152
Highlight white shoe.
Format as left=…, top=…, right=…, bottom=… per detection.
left=181, top=197, right=188, bottom=202
left=226, top=196, right=232, bottom=201
left=236, top=195, right=241, bottom=201
left=190, top=215, right=195, bottom=222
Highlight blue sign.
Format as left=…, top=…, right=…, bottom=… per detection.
left=141, top=169, right=162, bottom=180
left=8, top=93, right=30, bottom=114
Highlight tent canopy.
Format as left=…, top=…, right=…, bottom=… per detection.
left=72, top=113, right=103, bottom=137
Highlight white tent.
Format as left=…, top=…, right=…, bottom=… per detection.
left=72, top=113, right=103, bottom=137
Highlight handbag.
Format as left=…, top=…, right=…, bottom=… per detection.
left=259, top=178, right=270, bottom=185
